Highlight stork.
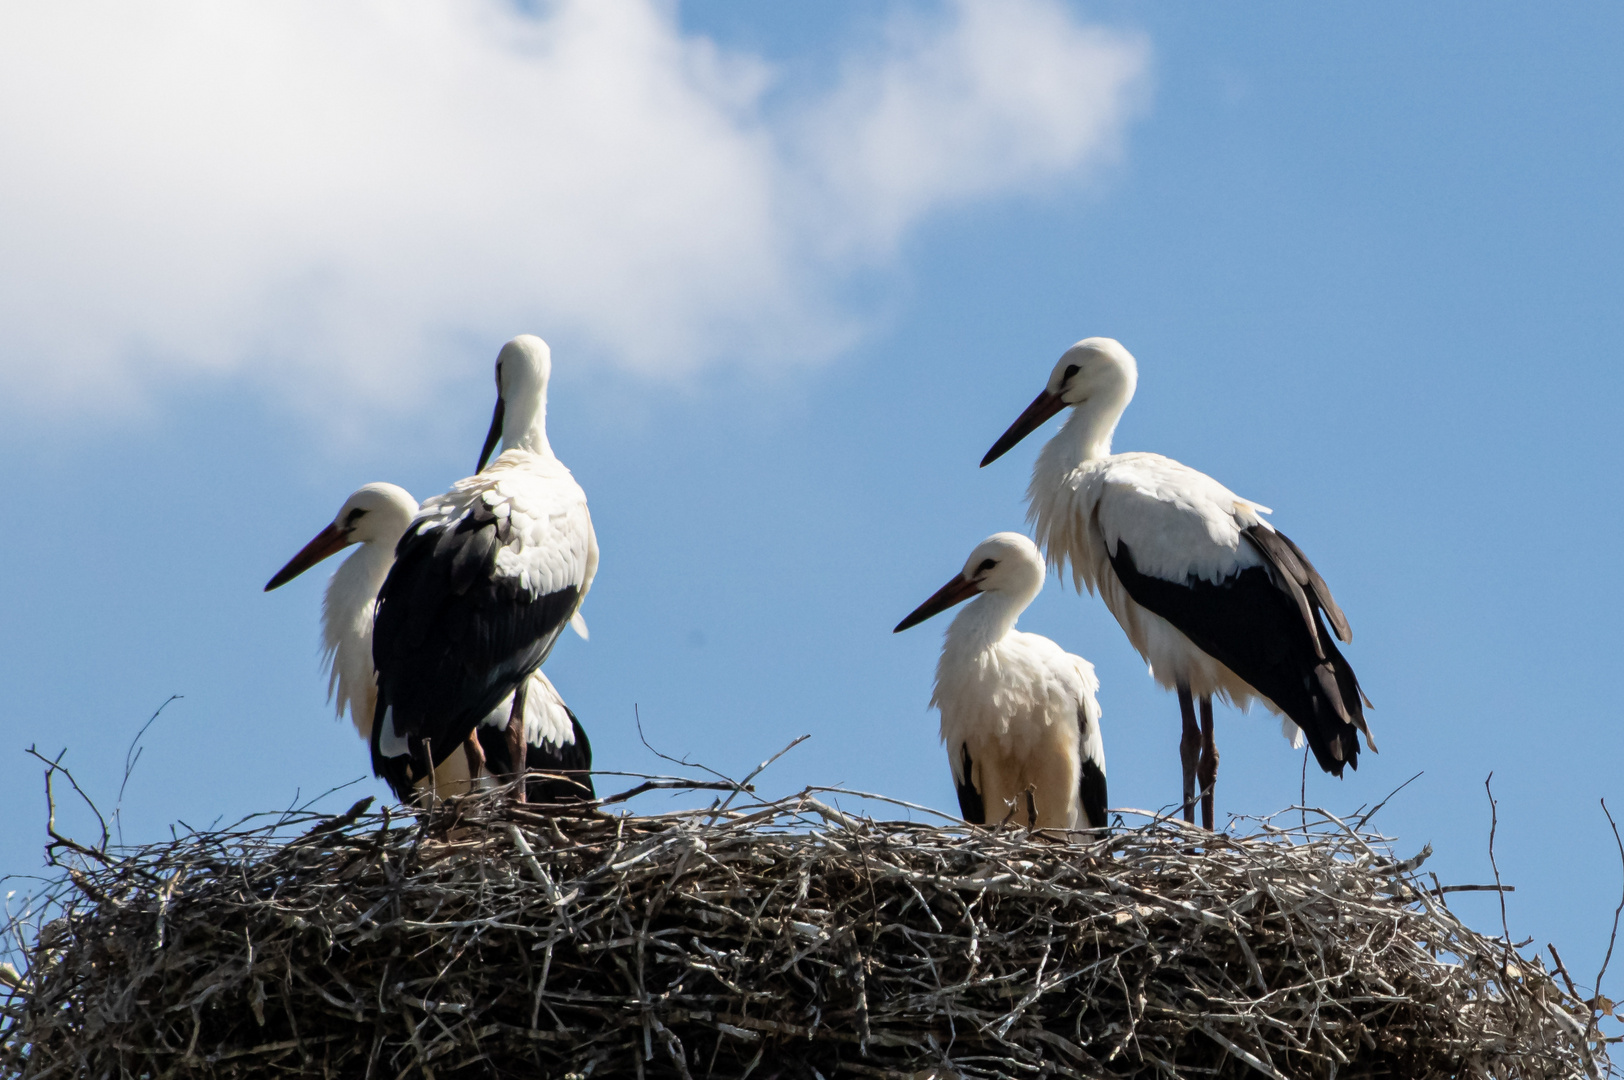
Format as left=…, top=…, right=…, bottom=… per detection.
left=264, top=482, right=594, bottom=804
left=370, top=335, right=598, bottom=805
left=981, top=337, right=1370, bottom=830
left=894, top=532, right=1107, bottom=832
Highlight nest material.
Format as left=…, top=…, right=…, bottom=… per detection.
left=0, top=786, right=1609, bottom=1079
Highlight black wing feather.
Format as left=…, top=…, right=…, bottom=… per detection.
left=370, top=501, right=579, bottom=800
left=1276, top=529, right=1352, bottom=643
left=1107, top=531, right=1366, bottom=778
left=954, top=743, right=985, bottom=825
left=1077, top=704, right=1108, bottom=830
left=1079, top=758, right=1108, bottom=832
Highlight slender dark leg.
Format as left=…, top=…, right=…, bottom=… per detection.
left=506, top=683, right=529, bottom=803
left=1177, top=686, right=1199, bottom=825
left=421, top=738, right=435, bottom=803
left=1199, top=696, right=1218, bottom=832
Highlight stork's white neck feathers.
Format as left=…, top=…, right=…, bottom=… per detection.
left=322, top=541, right=394, bottom=736
left=1026, top=342, right=1138, bottom=563
left=1052, top=392, right=1126, bottom=465
left=503, top=389, right=553, bottom=459
left=497, top=334, right=556, bottom=460
left=944, top=578, right=1039, bottom=654
left=308, top=483, right=419, bottom=736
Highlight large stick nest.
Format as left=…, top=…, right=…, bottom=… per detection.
left=0, top=783, right=1611, bottom=1079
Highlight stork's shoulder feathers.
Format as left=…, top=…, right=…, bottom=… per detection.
left=1009, top=631, right=1100, bottom=709
left=1031, top=451, right=1272, bottom=590
left=415, top=449, right=596, bottom=601
left=933, top=628, right=1098, bottom=733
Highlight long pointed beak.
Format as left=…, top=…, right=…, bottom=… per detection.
left=477, top=397, right=505, bottom=473
left=981, top=388, right=1067, bottom=467
left=264, top=523, right=352, bottom=591
left=894, top=573, right=982, bottom=633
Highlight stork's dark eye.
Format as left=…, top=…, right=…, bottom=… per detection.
left=1062, top=363, right=1080, bottom=383
left=345, top=508, right=367, bottom=527
left=976, top=558, right=997, bottom=573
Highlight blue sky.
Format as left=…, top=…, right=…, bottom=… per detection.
left=4, top=0, right=1624, bottom=1005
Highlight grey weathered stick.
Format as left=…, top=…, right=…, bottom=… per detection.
left=1485, top=772, right=1512, bottom=952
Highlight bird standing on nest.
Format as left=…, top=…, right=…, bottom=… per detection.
left=895, top=532, right=1108, bottom=831
left=264, top=481, right=593, bottom=804
left=370, top=334, right=598, bottom=805
left=981, top=336, right=1371, bottom=830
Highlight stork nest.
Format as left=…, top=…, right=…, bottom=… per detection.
left=0, top=780, right=1612, bottom=1079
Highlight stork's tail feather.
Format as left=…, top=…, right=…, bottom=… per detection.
left=372, top=743, right=429, bottom=805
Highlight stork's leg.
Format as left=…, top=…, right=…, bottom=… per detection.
left=506, top=683, right=529, bottom=804
left=421, top=738, right=436, bottom=803
left=1177, top=685, right=1199, bottom=825
left=1198, top=696, right=1218, bottom=832
left=463, top=736, right=486, bottom=786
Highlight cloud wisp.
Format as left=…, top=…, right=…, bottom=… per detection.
left=0, top=0, right=1149, bottom=417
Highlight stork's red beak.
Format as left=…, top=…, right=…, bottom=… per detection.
left=894, top=573, right=982, bottom=633
left=981, top=388, right=1067, bottom=467
left=264, top=523, right=352, bottom=591
left=477, top=397, right=505, bottom=472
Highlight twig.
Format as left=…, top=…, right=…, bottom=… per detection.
left=1550, top=943, right=1583, bottom=1002
left=1484, top=773, right=1512, bottom=953
left=594, top=779, right=741, bottom=808
left=291, top=798, right=375, bottom=845
left=634, top=705, right=725, bottom=783
left=1594, top=798, right=1624, bottom=1028
left=27, top=746, right=111, bottom=866
left=1353, top=770, right=1423, bottom=831
left=712, top=735, right=810, bottom=818
left=116, top=694, right=182, bottom=810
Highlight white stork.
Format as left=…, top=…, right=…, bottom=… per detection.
left=980, top=337, right=1371, bottom=830
left=894, top=532, right=1108, bottom=832
left=263, top=482, right=593, bottom=803
left=370, top=335, right=598, bottom=805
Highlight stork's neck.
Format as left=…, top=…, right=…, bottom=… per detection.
left=945, top=589, right=1034, bottom=655
left=1052, top=397, right=1125, bottom=466
left=502, top=393, right=554, bottom=459
left=323, top=541, right=393, bottom=645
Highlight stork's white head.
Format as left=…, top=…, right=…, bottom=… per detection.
left=894, top=532, right=1045, bottom=633
left=265, top=482, right=419, bottom=591
left=982, top=337, right=1138, bottom=467
left=478, top=334, right=554, bottom=471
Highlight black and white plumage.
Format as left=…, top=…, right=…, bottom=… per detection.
left=263, top=481, right=593, bottom=804
left=370, top=335, right=598, bottom=805
left=894, top=532, right=1108, bottom=832
left=981, top=337, right=1370, bottom=830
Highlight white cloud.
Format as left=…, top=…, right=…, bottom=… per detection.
left=0, top=0, right=1148, bottom=416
